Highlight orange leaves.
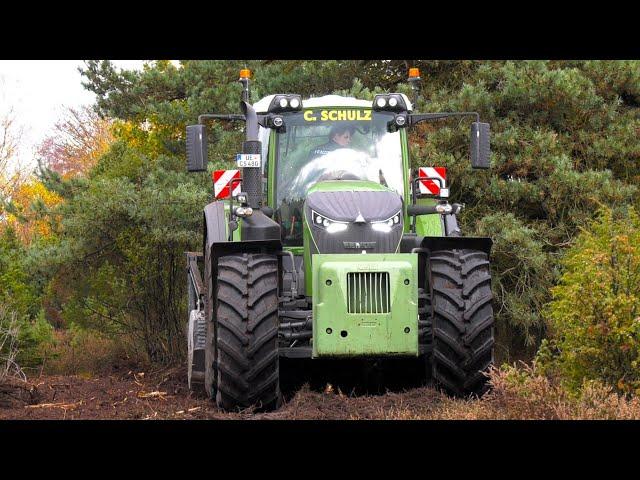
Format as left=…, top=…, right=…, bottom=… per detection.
left=2, top=179, right=62, bottom=245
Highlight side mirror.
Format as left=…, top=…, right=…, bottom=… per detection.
left=470, top=122, right=490, bottom=169
left=186, top=124, right=208, bottom=172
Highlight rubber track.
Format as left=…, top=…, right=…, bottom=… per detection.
left=430, top=249, right=494, bottom=397
left=214, top=253, right=281, bottom=411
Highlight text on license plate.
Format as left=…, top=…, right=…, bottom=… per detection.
left=236, top=154, right=261, bottom=168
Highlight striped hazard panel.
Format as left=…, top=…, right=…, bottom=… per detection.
left=212, top=169, right=241, bottom=199
left=418, top=167, right=446, bottom=196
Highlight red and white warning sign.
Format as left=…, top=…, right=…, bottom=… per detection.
left=418, top=167, right=447, bottom=196
left=212, top=169, right=241, bottom=199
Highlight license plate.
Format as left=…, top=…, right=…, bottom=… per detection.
left=236, top=154, right=261, bottom=168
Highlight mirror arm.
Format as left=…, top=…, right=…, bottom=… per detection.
left=197, top=113, right=246, bottom=124
left=409, top=112, right=479, bottom=126
left=197, top=114, right=275, bottom=130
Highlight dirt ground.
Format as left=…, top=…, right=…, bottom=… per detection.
left=0, top=360, right=467, bottom=420
left=5, top=356, right=639, bottom=420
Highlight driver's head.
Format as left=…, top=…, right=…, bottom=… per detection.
left=330, top=124, right=354, bottom=147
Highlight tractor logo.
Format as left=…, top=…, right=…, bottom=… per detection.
left=344, top=241, right=376, bottom=249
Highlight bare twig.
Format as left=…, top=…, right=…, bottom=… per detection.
left=0, top=304, right=26, bottom=383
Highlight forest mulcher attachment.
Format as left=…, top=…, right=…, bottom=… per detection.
left=185, top=68, right=495, bottom=411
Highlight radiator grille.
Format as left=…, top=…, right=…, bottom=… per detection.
left=347, top=272, right=390, bottom=314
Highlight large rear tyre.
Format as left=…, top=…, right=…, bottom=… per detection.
left=213, top=253, right=281, bottom=411
left=430, top=249, right=494, bottom=397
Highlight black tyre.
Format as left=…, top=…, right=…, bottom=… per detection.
left=213, top=253, right=281, bottom=411
left=204, top=238, right=217, bottom=400
left=418, top=286, right=433, bottom=381
left=429, top=249, right=494, bottom=397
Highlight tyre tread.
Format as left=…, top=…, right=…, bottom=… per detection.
left=208, top=253, right=281, bottom=411
left=430, top=248, right=494, bottom=397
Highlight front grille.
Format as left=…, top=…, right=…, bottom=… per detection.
left=347, top=272, right=390, bottom=314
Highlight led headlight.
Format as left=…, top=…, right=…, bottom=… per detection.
left=268, top=94, right=303, bottom=113
left=371, top=211, right=401, bottom=233
left=312, top=210, right=348, bottom=233
left=373, top=93, right=409, bottom=113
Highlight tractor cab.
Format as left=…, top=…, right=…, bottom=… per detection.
left=252, top=95, right=409, bottom=248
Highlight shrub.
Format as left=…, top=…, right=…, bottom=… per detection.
left=473, top=213, right=554, bottom=359
left=16, top=310, right=55, bottom=371
left=540, top=207, right=640, bottom=394
left=0, top=302, right=54, bottom=378
left=45, top=323, right=146, bottom=376
left=0, top=304, right=24, bottom=381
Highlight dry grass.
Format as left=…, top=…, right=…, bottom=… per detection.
left=44, top=329, right=146, bottom=377
left=257, top=363, right=640, bottom=420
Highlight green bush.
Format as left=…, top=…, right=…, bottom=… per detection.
left=540, top=207, right=640, bottom=394
left=472, top=213, right=553, bottom=359
left=16, top=310, right=55, bottom=370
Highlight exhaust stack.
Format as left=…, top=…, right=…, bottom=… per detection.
left=240, top=100, right=263, bottom=209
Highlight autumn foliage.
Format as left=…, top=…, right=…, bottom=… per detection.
left=36, top=105, right=113, bottom=178
left=2, top=180, right=61, bottom=245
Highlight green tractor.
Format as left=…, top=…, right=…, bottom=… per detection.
left=185, top=68, right=494, bottom=411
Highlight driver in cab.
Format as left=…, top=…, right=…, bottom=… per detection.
left=307, top=123, right=355, bottom=161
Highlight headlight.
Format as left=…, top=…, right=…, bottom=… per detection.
left=268, top=94, right=303, bottom=113
left=371, top=211, right=401, bottom=233
left=372, top=94, right=409, bottom=113
left=312, top=210, right=348, bottom=233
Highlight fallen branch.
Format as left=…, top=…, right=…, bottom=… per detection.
left=137, top=390, right=172, bottom=400
left=26, top=400, right=83, bottom=410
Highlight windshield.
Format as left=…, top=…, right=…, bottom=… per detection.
left=274, top=109, right=404, bottom=245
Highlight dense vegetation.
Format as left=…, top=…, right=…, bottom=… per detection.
left=1, top=60, right=639, bottom=396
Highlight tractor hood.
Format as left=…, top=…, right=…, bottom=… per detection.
left=306, top=181, right=402, bottom=222
left=304, top=181, right=404, bottom=255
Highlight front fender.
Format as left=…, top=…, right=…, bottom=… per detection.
left=401, top=234, right=492, bottom=256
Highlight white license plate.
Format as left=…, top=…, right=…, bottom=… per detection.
left=236, top=154, right=261, bottom=168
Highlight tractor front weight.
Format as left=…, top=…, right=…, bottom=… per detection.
left=312, top=253, right=418, bottom=358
